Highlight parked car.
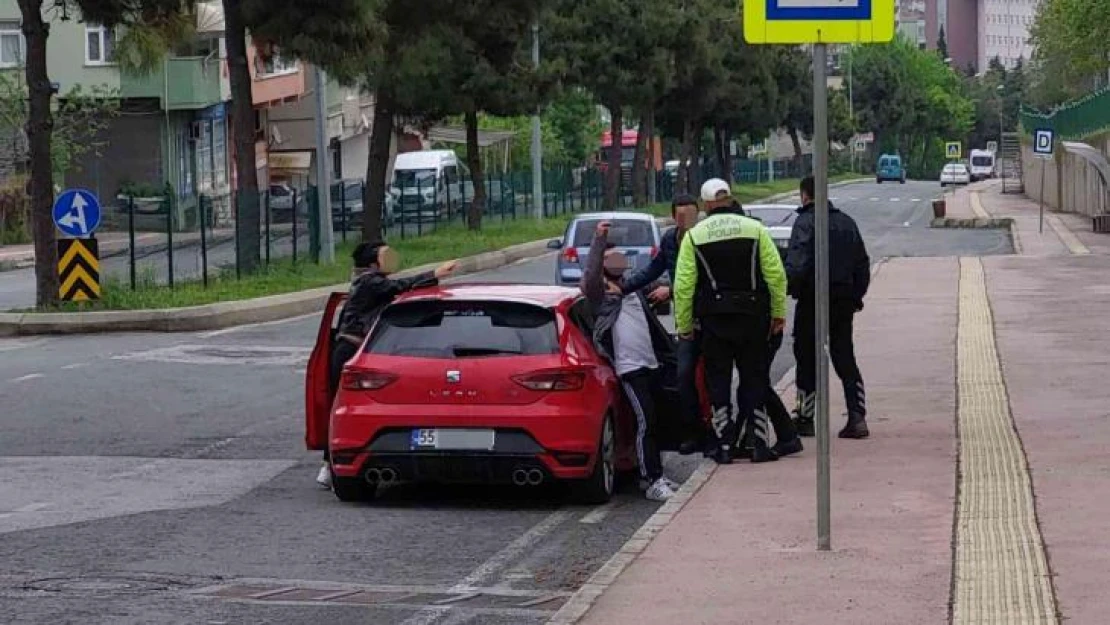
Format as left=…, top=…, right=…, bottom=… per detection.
left=268, top=183, right=307, bottom=222
left=548, top=212, right=663, bottom=287
left=305, top=285, right=686, bottom=503
left=876, top=154, right=907, bottom=184
left=330, top=179, right=397, bottom=230
left=940, top=163, right=972, bottom=186
left=742, top=204, right=797, bottom=258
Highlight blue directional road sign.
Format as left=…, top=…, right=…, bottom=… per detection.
left=744, top=0, right=896, bottom=44
left=52, top=188, right=101, bottom=238
left=1033, top=128, right=1054, bottom=158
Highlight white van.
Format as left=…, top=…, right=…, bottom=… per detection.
left=390, top=150, right=469, bottom=222
left=969, top=149, right=995, bottom=182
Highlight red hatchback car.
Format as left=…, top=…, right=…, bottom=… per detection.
left=306, top=284, right=662, bottom=504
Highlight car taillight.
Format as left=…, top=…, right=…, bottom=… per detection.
left=342, top=368, right=397, bottom=391
left=512, top=369, right=585, bottom=392
left=562, top=247, right=579, bottom=263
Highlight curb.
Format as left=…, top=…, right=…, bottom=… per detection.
left=930, top=217, right=1015, bottom=229
left=545, top=458, right=717, bottom=625
left=0, top=239, right=551, bottom=336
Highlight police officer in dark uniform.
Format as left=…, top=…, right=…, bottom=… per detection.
left=674, top=179, right=789, bottom=464
left=785, top=176, right=871, bottom=439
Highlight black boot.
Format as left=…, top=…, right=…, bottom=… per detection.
left=772, top=436, right=804, bottom=457
left=730, top=430, right=754, bottom=459
left=750, top=444, right=780, bottom=463
left=709, top=445, right=734, bottom=465
left=838, top=413, right=870, bottom=439
left=794, top=415, right=815, bottom=438
left=678, top=438, right=702, bottom=455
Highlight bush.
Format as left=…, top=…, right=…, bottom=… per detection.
left=0, top=175, right=30, bottom=245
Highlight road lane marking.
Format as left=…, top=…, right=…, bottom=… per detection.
left=869, top=197, right=879, bottom=201
left=890, top=197, right=900, bottom=202
left=911, top=198, right=922, bottom=202
left=0, top=502, right=52, bottom=519
left=579, top=503, right=616, bottom=524
left=8, top=373, right=43, bottom=383
left=61, top=362, right=88, bottom=370
left=196, top=311, right=321, bottom=338
left=400, top=510, right=572, bottom=625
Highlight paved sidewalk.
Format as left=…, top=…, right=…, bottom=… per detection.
left=559, top=226, right=1110, bottom=623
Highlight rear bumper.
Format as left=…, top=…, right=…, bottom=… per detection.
left=329, top=405, right=605, bottom=482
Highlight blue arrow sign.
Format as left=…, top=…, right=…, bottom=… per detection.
left=52, top=189, right=101, bottom=238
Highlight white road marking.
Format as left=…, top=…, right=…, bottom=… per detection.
left=8, top=373, right=43, bottom=383
left=579, top=503, right=616, bottom=525
left=911, top=198, right=922, bottom=202
left=869, top=197, right=879, bottom=201
left=0, top=338, right=48, bottom=352
left=0, top=502, right=52, bottom=519
left=61, top=362, right=88, bottom=370
left=890, top=197, right=901, bottom=202
left=903, top=222, right=912, bottom=227
left=113, top=344, right=310, bottom=367
left=196, top=311, right=320, bottom=338
left=399, top=510, right=572, bottom=625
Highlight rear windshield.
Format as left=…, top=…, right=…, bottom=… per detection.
left=571, top=219, right=654, bottom=247
left=971, top=155, right=993, bottom=166
left=744, top=207, right=796, bottom=226
left=366, top=300, right=559, bottom=359
left=880, top=157, right=900, bottom=167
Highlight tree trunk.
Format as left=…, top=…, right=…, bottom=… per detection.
left=464, top=107, right=485, bottom=231
left=224, top=0, right=260, bottom=273
left=721, top=129, right=734, bottom=185
left=678, top=117, right=693, bottom=194
left=645, top=107, right=657, bottom=204
left=19, top=0, right=57, bottom=308
left=713, top=127, right=727, bottom=182
left=364, top=89, right=394, bottom=241
left=788, top=126, right=804, bottom=175
left=689, top=122, right=704, bottom=190
left=631, top=114, right=647, bottom=207
left=604, top=105, right=622, bottom=210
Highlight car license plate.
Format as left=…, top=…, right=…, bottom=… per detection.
left=410, top=429, right=495, bottom=450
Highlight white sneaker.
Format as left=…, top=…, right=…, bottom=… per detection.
left=645, top=478, right=677, bottom=502
left=662, top=477, right=681, bottom=491
left=316, top=464, right=332, bottom=489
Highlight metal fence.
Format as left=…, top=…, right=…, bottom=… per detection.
left=105, top=159, right=829, bottom=291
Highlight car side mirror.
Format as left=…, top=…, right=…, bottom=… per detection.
left=547, top=239, right=563, bottom=250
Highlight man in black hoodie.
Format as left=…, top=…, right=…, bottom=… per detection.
left=785, top=176, right=872, bottom=439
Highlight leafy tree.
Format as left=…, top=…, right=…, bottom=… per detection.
left=773, top=46, right=813, bottom=173
left=828, top=88, right=856, bottom=147
left=17, top=0, right=195, bottom=307
left=547, top=0, right=678, bottom=209
left=1028, top=0, right=1110, bottom=105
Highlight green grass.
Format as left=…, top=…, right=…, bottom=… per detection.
left=41, top=174, right=868, bottom=312
left=48, top=217, right=572, bottom=312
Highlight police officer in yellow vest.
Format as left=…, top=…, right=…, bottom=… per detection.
left=674, top=179, right=788, bottom=464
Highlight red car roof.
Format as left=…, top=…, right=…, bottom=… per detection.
left=393, top=283, right=582, bottom=308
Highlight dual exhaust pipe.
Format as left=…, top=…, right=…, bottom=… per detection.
left=364, top=467, right=398, bottom=485
left=365, top=466, right=543, bottom=486
left=512, top=468, right=544, bottom=487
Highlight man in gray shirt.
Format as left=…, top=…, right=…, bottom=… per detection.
left=581, top=221, right=677, bottom=502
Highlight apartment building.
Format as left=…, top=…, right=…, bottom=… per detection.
left=925, top=0, right=1040, bottom=74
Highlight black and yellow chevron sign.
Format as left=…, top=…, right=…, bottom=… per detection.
left=57, top=238, right=101, bottom=302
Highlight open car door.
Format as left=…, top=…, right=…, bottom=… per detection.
left=305, top=292, right=347, bottom=451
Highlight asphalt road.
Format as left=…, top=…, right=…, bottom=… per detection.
left=0, top=180, right=1010, bottom=624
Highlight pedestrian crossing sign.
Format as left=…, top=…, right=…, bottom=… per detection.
left=946, top=142, right=962, bottom=160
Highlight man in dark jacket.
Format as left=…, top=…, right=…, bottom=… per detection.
left=582, top=221, right=679, bottom=501
left=623, top=194, right=702, bottom=454
left=317, top=241, right=457, bottom=488
left=785, top=176, right=871, bottom=439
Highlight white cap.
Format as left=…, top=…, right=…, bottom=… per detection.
left=700, top=178, right=731, bottom=202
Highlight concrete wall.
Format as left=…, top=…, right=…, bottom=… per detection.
left=1021, top=133, right=1110, bottom=218
left=68, top=105, right=163, bottom=201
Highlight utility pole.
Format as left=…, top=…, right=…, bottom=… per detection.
left=530, top=19, right=543, bottom=220
left=314, top=67, right=335, bottom=263
left=813, top=43, right=832, bottom=553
